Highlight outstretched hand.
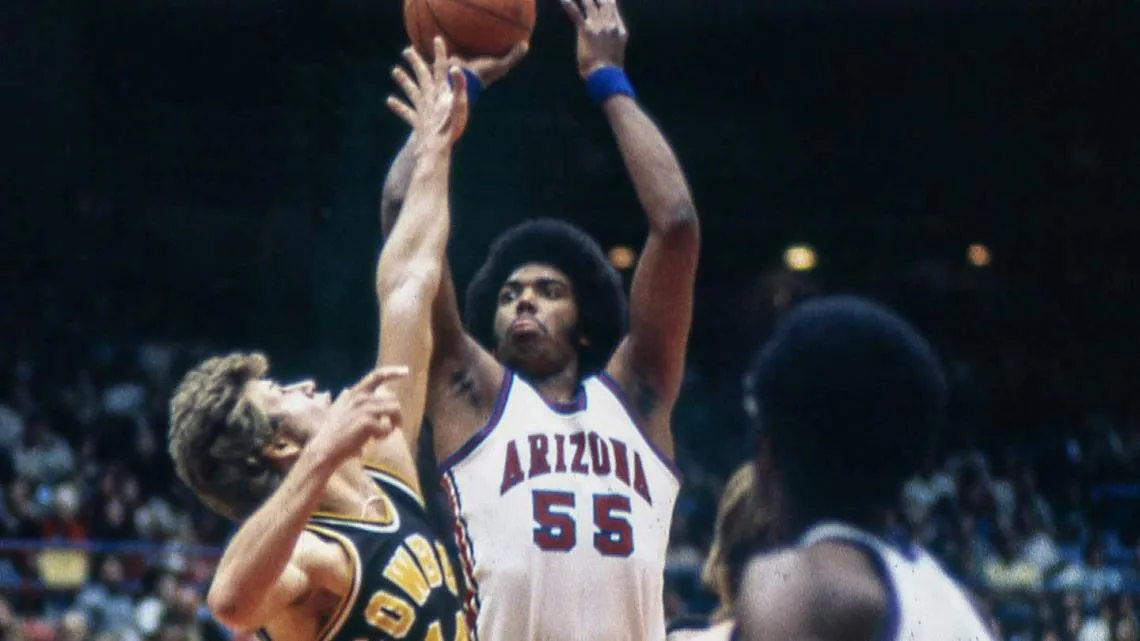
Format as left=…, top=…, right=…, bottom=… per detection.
left=387, top=37, right=469, bottom=156
left=560, top=0, right=629, bottom=79
left=308, top=366, right=409, bottom=466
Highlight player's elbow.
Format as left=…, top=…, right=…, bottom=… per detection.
left=207, top=585, right=254, bottom=631
left=656, top=201, right=700, bottom=246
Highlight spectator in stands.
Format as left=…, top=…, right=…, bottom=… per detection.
left=984, top=526, right=1045, bottom=593
left=5, top=477, right=41, bottom=537
left=42, top=482, right=88, bottom=541
left=76, top=556, right=137, bottom=637
left=1077, top=600, right=1114, bottom=641
left=902, top=455, right=955, bottom=527
left=12, top=415, right=74, bottom=486
left=136, top=572, right=179, bottom=637
left=1055, top=542, right=1127, bottom=603
left=1117, top=615, right=1137, bottom=641
left=58, top=610, right=90, bottom=641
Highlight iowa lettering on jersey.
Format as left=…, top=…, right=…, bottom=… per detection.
left=499, top=432, right=653, bottom=558
left=359, top=533, right=469, bottom=641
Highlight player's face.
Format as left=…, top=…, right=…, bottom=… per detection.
left=493, top=263, right=582, bottom=377
left=245, top=378, right=334, bottom=443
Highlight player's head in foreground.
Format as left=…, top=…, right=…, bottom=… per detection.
left=167, top=352, right=335, bottom=521
left=466, top=218, right=627, bottom=381
left=743, top=295, right=947, bottom=539
left=701, top=462, right=771, bottom=622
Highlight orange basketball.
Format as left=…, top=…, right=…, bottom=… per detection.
left=404, top=0, right=536, bottom=59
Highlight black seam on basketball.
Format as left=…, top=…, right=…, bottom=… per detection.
left=423, top=0, right=485, bottom=55
left=431, top=0, right=531, bottom=33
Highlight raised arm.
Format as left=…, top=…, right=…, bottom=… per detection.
left=562, top=0, right=699, bottom=459
left=378, top=46, right=527, bottom=463
left=379, top=133, right=474, bottom=394
left=373, top=39, right=471, bottom=462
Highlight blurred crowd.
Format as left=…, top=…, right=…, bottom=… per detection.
left=1, top=334, right=1137, bottom=641
left=0, top=343, right=230, bottom=641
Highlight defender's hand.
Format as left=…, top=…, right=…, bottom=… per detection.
left=308, top=366, right=408, bottom=465
left=388, top=38, right=469, bottom=155
left=455, top=42, right=529, bottom=88
left=560, top=0, right=629, bottom=79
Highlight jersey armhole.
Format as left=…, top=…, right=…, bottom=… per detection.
left=297, top=525, right=364, bottom=641
left=594, top=371, right=684, bottom=484
left=438, top=369, right=514, bottom=473
left=811, top=537, right=901, bottom=641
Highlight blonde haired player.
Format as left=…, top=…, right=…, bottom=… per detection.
left=668, top=464, right=769, bottom=641
left=168, top=40, right=476, bottom=641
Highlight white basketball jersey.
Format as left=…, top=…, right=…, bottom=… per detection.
left=440, top=370, right=681, bottom=641
left=799, top=523, right=994, bottom=641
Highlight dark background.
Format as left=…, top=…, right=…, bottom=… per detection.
left=3, top=1, right=1140, bottom=639
left=5, top=1, right=1137, bottom=395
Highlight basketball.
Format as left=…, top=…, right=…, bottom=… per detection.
left=404, top=0, right=536, bottom=59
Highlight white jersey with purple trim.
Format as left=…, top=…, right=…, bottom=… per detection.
left=440, top=370, right=681, bottom=641
left=799, top=523, right=995, bottom=641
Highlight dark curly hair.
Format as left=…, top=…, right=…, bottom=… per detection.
left=744, top=295, right=947, bottom=529
left=465, top=219, right=627, bottom=377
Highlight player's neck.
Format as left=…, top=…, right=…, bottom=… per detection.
left=527, top=366, right=581, bottom=405
left=316, top=464, right=378, bottom=517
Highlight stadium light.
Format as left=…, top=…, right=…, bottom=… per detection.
left=608, top=246, right=636, bottom=270
left=783, top=244, right=817, bottom=272
left=967, top=243, right=991, bottom=267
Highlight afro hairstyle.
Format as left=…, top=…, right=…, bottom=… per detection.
left=465, top=218, right=628, bottom=376
left=743, top=295, right=947, bottom=523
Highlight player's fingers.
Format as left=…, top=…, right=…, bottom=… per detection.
left=391, top=66, right=422, bottom=107
left=559, top=0, right=585, bottom=27
left=502, top=41, right=529, bottom=69
left=448, top=67, right=467, bottom=104
left=372, top=365, right=410, bottom=386
left=432, top=37, right=450, bottom=83
left=353, top=365, right=410, bottom=395
left=585, top=0, right=602, bottom=19
left=375, top=416, right=396, bottom=436
left=599, top=0, right=620, bottom=24
left=448, top=67, right=469, bottom=134
left=386, top=96, right=418, bottom=129
left=402, top=46, right=433, bottom=97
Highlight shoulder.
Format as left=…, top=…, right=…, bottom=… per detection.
left=296, top=528, right=356, bottom=595
left=736, top=545, right=887, bottom=641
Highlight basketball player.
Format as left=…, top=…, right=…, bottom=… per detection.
left=167, top=40, right=472, bottom=641
left=378, top=0, right=698, bottom=637
left=734, top=296, right=995, bottom=641
left=667, top=463, right=770, bottom=641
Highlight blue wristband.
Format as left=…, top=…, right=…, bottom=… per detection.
left=462, top=68, right=484, bottom=106
left=585, top=66, right=636, bottom=105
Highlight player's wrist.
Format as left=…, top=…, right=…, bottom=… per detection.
left=456, top=68, right=485, bottom=107
left=584, top=66, right=636, bottom=105
left=294, top=439, right=344, bottom=482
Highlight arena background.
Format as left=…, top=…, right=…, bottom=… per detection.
left=2, top=1, right=1138, bottom=639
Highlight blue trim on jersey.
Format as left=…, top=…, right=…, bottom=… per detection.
left=540, top=377, right=588, bottom=415
left=817, top=537, right=901, bottom=641
left=595, top=371, right=684, bottom=482
left=439, top=369, right=514, bottom=472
